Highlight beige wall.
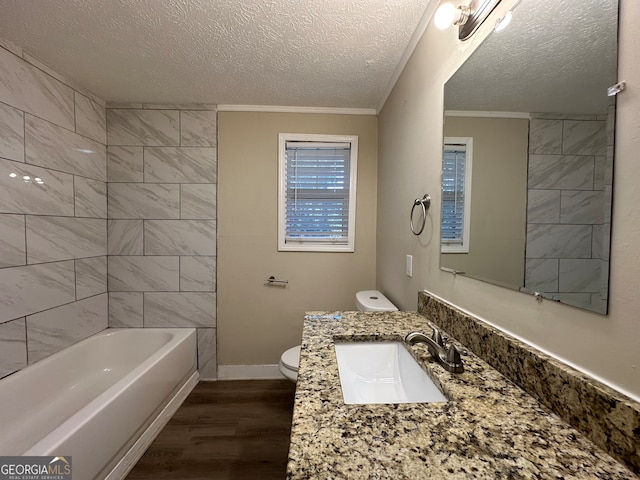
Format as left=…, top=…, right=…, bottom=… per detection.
left=441, top=116, right=528, bottom=288
left=377, top=0, right=640, bottom=399
left=218, top=112, right=377, bottom=365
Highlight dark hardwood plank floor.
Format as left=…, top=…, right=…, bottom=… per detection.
left=125, top=379, right=296, bottom=480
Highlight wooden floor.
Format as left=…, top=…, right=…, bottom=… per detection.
left=125, top=380, right=296, bottom=480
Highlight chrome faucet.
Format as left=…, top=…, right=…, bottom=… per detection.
left=405, top=327, right=464, bottom=373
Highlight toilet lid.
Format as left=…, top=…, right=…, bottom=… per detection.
left=281, top=346, right=301, bottom=371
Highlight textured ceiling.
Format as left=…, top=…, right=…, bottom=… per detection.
left=0, top=0, right=431, bottom=108
left=445, top=0, right=618, bottom=115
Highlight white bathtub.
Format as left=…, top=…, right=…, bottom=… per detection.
left=0, top=328, right=198, bottom=480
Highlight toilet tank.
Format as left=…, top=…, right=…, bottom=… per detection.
left=356, top=290, right=398, bottom=312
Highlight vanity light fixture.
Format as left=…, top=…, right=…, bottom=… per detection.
left=434, top=0, right=503, bottom=40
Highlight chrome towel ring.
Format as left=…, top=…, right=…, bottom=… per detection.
left=410, top=194, right=431, bottom=235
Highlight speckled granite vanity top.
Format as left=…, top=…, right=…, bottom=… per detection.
left=286, top=311, right=638, bottom=479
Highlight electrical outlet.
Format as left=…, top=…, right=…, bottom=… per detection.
left=406, top=255, right=413, bottom=277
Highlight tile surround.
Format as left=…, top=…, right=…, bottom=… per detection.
left=144, top=220, right=216, bottom=255
left=107, top=146, right=144, bottom=182
left=107, top=109, right=180, bottom=146
left=0, top=214, right=26, bottom=268
left=0, top=45, right=108, bottom=377
left=25, top=114, right=106, bottom=181
left=0, top=157, right=75, bottom=216
left=143, top=292, right=216, bottom=328
left=108, top=292, right=143, bottom=328
left=25, top=216, right=106, bottom=263
left=75, top=256, right=107, bottom=300
left=0, top=44, right=217, bottom=378
left=525, top=112, right=613, bottom=312
left=27, top=293, right=107, bottom=363
left=0, top=319, right=27, bottom=378
left=108, top=183, right=180, bottom=219
left=418, top=291, right=640, bottom=474
left=106, top=105, right=218, bottom=377
left=107, top=255, right=180, bottom=292
left=0, top=46, right=74, bottom=130
left=144, top=146, right=217, bottom=183
left=74, top=92, right=107, bottom=144
left=0, top=101, right=25, bottom=162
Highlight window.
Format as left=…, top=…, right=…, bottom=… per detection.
left=278, top=133, right=358, bottom=252
left=441, top=137, right=473, bottom=253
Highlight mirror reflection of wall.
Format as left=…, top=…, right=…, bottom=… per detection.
left=440, top=0, right=618, bottom=315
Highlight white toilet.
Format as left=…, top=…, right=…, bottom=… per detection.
left=278, top=290, right=398, bottom=382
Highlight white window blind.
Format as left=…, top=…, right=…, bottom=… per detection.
left=278, top=134, right=358, bottom=252
left=441, top=137, right=472, bottom=253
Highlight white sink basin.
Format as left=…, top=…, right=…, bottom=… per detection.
left=334, top=341, right=448, bottom=404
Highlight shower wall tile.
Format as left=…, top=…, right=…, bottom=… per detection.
left=592, top=224, right=611, bottom=261
left=108, top=292, right=143, bottom=327
left=144, top=147, right=217, bottom=183
left=180, top=110, right=217, bottom=147
left=181, top=184, right=217, bottom=219
left=107, top=146, right=144, bottom=182
left=529, top=119, right=562, bottom=154
left=528, top=155, right=594, bottom=190
left=107, top=109, right=179, bottom=146
left=74, top=177, right=107, bottom=218
left=0, top=214, right=26, bottom=268
left=75, top=256, right=107, bottom=300
left=25, top=115, right=106, bottom=181
left=560, top=191, right=604, bottom=225
left=144, top=220, right=216, bottom=256
left=197, top=328, right=217, bottom=380
left=0, top=46, right=74, bottom=130
left=0, top=101, right=24, bottom=162
left=562, top=120, right=606, bottom=156
left=0, top=158, right=75, bottom=216
left=180, top=256, right=216, bottom=292
left=526, top=224, right=592, bottom=259
left=559, top=259, right=601, bottom=293
left=144, top=292, right=216, bottom=327
left=594, top=156, right=606, bottom=191
left=0, top=41, right=108, bottom=376
left=25, top=216, right=106, bottom=263
left=106, top=105, right=217, bottom=377
left=108, top=255, right=179, bottom=292
left=108, top=183, right=180, bottom=219
left=0, top=318, right=27, bottom=378
left=0, top=261, right=75, bottom=322
left=27, top=293, right=107, bottom=363
left=527, top=190, right=560, bottom=224
left=525, top=259, right=559, bottom=292
left=74, top=92, right=106, bottom=144
left=107, top=219, right=144, bottom=255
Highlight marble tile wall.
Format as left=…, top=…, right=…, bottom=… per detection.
left=106, top=105, right=217, bottom=379
left=0, top=44, right=108, bottom=378
left=525, top=111, right=613, bottom=313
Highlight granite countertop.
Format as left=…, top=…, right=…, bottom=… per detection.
left=286, top=311, right=638, bottom=479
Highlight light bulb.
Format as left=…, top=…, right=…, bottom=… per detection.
left=434, top=3, right=457, bottom=30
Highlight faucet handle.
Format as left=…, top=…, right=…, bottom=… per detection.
left=447, top=344, right=463, bottom=366
left=431, top=327, right=445, bottom=346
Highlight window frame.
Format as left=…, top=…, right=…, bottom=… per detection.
left=278, top=133, right=358, bottom=252
left=441, top=136, right=473, bottom=254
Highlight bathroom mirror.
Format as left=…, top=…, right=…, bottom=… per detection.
left=440, top=0, right=619, bottom=314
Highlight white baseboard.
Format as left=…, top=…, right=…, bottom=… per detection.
left=217, top=364, right=285, bottom=380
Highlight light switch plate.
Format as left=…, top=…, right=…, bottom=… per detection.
left=406, top=255, right=413, bottom=277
